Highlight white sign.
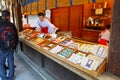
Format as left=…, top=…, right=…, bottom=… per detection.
left=45, top=9, right=51, bottom=18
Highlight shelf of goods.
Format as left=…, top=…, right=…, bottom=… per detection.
left=19, top=29, right=108, bottom=78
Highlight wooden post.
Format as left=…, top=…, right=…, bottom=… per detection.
left=107, top=0, right=120, bottom=77
left=13, top=0, right=23, bottom=32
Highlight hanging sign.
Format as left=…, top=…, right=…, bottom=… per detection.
left=72, top=0, right=88, bottom=5
left=58, top=0, right=70, bottom=7
left=46, top=0, right=56, bottom=9
left=31, top=1, right=37, bottom=11
left=38, top=0, right=45, bottom=10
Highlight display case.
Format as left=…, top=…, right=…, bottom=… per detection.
left=19, top=29, right=108, bottom=77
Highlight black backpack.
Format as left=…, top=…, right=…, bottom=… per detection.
left=0, top=19, right=18, bottom=50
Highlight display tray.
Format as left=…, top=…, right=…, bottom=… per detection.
left=67, top=52, right=87, bottom=65
left=49, top=45, right=65, bottom=54
left=46, top=43, right=57, bottom=48
left=37, top=40, right=51, bottom=47
left=30, top=37, right=45, bottom=45
left=57, top=47, right=75, bottom=58
left=59, top=38, right=73, bottom=46
left=52, top=36, right=67, bottom=44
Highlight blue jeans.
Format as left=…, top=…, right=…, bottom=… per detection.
left=0, top=49, right=14, bottom=80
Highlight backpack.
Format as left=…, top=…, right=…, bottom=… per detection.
left=0, top=20, right=18, bottom=50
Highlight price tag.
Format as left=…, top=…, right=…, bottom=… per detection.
left=97, top=46, right=105, bottom=55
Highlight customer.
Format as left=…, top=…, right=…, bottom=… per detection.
left=98, top=24, right=111, bottom=45
left=0, top=10, right=18, bottom=80
left=36, top=12, right=58, bottom=34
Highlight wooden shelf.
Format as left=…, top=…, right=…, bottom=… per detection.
left=91, top=8, right=111, bottom=16
left=91, top=8, right=111, bottom=11
left=85, top=26, right=105, bottom=30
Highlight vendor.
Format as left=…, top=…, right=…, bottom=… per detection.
left=36, top=12, right=57, bottom=34
left=98, top=24, right=111, bottom=45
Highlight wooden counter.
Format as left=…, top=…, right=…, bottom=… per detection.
left=82, top=29, right=101, bottom=43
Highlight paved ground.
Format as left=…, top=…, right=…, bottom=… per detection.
left=0, top=54, right=43, bottom=80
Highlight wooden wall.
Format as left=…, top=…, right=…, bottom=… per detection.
left=69, top=5, right=83, bottom=38
left=59, top=7, right=69, bottom=31
left=51, top=5, right=83, bottom=38
left=51, top=9, right=60, bottom=27
left=83, top=3, right=92, bottom=27
left=51, top=7, right=69, bottom=31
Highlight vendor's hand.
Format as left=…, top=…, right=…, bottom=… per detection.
left=35, top=28, right=41, bottom=32
left=54, top=27, right=59, bottom=33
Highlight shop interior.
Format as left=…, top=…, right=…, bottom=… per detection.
left=0, top=0, right=120, bottom=80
